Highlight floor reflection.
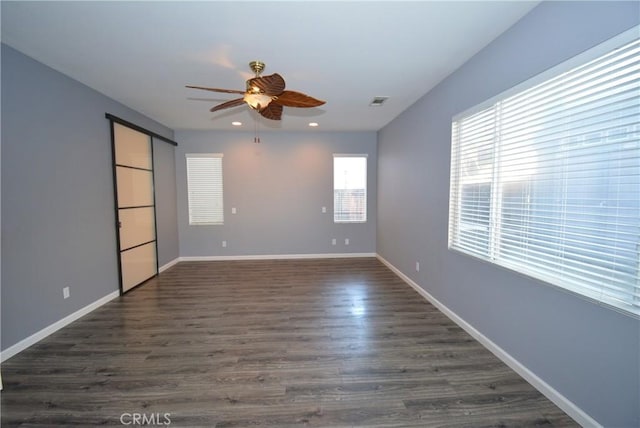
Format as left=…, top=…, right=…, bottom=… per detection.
left=345, top=281, right=368, bottom=318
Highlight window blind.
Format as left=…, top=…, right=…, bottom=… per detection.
left=449, top=30, right=640, bottom=317
left=334, top=155, right=367, bottom=223
left=186, top=153, right=224, bottom=225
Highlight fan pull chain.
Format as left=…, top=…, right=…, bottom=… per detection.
left=254, top=117, right=261, bottom=143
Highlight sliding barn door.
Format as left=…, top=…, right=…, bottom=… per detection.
left=111, top=122, right=158, bottom=293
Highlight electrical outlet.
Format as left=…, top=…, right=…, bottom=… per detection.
left=63, top=286, right=70, bottom=299
left=345, top=238, right=350, bottom=245
left=231, top=207, right=237, bottom=214
left=222, top=240, right=227, bottom=248
left=331, top=238, right=337, bottom=246
left=416, top=262, right=420, bottom=272
left=322, top=206, right=327, bottom=213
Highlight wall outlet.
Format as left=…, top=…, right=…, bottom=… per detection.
left=231, top=207, right=237, bottom=214
left=63, top=286, right=70, bottom=299
left=322, top=206, right=327, bottom=213
left=416, top=262, right=420, bottom=272
left=331, top=238, right=337, bottom=246
left=222, top=240, right=227, bottom=248
left=345, top=238, right=350, bottom=245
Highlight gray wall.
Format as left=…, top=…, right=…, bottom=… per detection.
left=153, top=137, right=179, bottom=268
left=175, top=130, right=377, bottom=257
left=377, top=2, right=639, bottom=427
left=1, top=45, right=179, bottom=351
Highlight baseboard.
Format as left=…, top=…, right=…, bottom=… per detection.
left=0, top=254, right=373, bottom=362
left=179, top=252, right=377, bottom=262
left=0, top=290, right=120, bottom=363
left=375, top=254, right=601, bottom=428
left=159, top=257, right=180, bottom=273
left=3, top=254, right=597, bottom=426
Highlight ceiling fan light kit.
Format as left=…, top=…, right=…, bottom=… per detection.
left=186, top=61, right=325, bottom=121
left=243, top=92, right=273, bottom=110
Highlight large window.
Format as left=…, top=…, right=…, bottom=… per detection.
left=186, top=153, right=224, bottom=225
left=449, top=28, right=640, bottom=317
left=334, top=155, right=367, bottom=223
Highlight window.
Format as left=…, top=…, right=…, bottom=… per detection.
left=186, top=153, right=224, bottom=225
left=449, top=28, right=640, bottom=317
left=334, top=155, right=367, bottom=222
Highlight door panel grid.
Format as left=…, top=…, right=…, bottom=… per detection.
left=111, top=122, right=158, bottom=294
left=118, top=207, right=156, bottom=251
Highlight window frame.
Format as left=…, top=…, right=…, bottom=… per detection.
left=185, top=153, right=224, bottom=226
left=333, top=154, right=368, bottom=224
left=448, top=26, right=640, bottom=318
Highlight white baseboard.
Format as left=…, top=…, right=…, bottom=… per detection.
left=375, top=254, right=601, bottom=428
left=159, top=257, right=180, bottom=273
left=0, top=291, right=120, bottom=363
left=4, top=253, right=597, bottom=426
left=179, top=252, right=376, bottom=262
left=1, top=254, right=373, bottom=362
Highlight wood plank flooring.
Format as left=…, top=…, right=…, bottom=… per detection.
left=1, top=258, right=577, bottom=427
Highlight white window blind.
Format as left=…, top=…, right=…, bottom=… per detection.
left=449, top=29, right=640, bottom=317
left=186, top=153, right=224, bottom=225
left=334, top=155, right=367, bottom=223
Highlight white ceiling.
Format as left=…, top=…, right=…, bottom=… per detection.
left=1, top=1, right=539, bottom=132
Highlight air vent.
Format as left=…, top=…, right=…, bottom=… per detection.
left=370, top=96, right=389, bottom=107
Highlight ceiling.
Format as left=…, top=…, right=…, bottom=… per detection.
left=1, top=1, right=539, bottom=132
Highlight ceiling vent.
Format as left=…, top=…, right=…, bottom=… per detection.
left=370, top=96, right=389, bottom=107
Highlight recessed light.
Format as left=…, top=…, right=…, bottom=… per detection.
left=232, top=121, right=242, bottom=126
left=309, top=122, right=319, bottom=127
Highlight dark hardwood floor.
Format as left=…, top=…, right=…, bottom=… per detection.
left=1, top=258, right=577, bottom=427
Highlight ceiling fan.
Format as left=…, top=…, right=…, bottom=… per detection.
left=186, top=61, right=325, bottom=121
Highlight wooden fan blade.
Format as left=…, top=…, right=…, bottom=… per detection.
left=247, top=73, right=286, bottom=96
left=210, top=98, right=246, bottom=113
left=259, top=103, right=283, bottom=120
left=186, top=85, right=245, bottom=95
left=274, top=90, right=325, bottom=108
